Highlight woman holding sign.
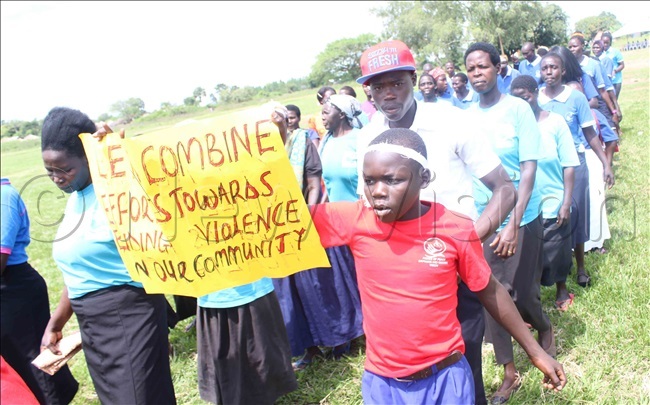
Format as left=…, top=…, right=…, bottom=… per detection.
left=39, top=107, right=176, bottom=404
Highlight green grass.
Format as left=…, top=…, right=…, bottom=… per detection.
left=1, top=48, right=648, bottom=404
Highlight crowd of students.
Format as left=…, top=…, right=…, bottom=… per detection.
left=1, top=31, right=627, bottom=405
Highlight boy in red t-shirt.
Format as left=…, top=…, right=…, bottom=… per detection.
left=309, top=127, right=566, bottom=404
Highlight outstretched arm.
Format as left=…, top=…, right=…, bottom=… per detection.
left=476, top=275, right=567, bottom=391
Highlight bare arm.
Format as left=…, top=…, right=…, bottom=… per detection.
left=305, top=176, right=321, bottom=206
left=474, top=165, right=517, bottom=242
left=614, top=60, right=625, bottom=74
left=41, top=286, right=74, bottom=355
left=476, top=275, right=567, bottom=391
left=557, top=167, right=575, bottom=227
left=584, top=126, right=615, bottom=188
left=488, top=160, right=536, bottom=257
left=0, top=253, right=8, bottom=275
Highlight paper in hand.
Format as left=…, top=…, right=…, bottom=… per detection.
left=31, top=332, right=82, bottom=375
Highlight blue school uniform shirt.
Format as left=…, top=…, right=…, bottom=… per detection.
left=538, top=85, right=596, bottom=153
left=453, top=89, right=480, bottom=110
left=582, top=109, right=619, bottom=150
left=580, top=56, right=606, bottom=94
left=52, top=184, right=142, bottom=299
left=604, top=47, right=624, bottom=84
left=581, top=72, right=599, bottom=101
left=1, top=178, right=30, bottom=265
left=535, top=113, right=580, bottom=219
left=198, top=278, right=274, bottom=308
left=518, top=55, right=542, bottom=81
left=497, top=66, right=522, bottom=95
left=319, top=128, right=360, bottom=202
left=598, top=55, right=615, bottom=81
left=469, top=95, right=544, bottom=230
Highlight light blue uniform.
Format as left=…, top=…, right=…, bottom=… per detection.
left=498, top=66, right=522, bottom=95
left=320, top=128, right=360, bottom=202
left=198, top=278, right=274, bottom=308
left=538, top=86, right=596, bottom=152
left=452, top=89, right=480, bottom=110
left=0, top=178, right=30, bottom=265
left=53, top=184, right=142, bottom=299
left=535, top=113, right=580, bottom=219
left=604, top=47, right=624, bottom=84
left=470, top=95, right=544, bottom=230
left=518, top=55, right=542, bottom=81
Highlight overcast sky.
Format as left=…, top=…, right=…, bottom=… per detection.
left=1, top=1, right=647, bottom=122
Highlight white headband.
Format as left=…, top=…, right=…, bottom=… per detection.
left=364, top=143, right=428, bottom=168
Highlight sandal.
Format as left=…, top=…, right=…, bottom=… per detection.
left=577, top=272, right=591, bottom=288
left=491, top=373, right=522, bottom=404
left=555, top=293, right=574, bottom=312
left=292, top=349, right=323, bottom=371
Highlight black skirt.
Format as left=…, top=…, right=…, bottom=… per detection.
left=197, top=291, right=298, bottom=405
left=70, top=285, right=176, bottom=404
left=0, top=262, right=78, bottom=405
left=541, top=217, right=574, bottom=286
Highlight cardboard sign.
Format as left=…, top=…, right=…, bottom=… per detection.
left=80, top=105, right=330, bottom=297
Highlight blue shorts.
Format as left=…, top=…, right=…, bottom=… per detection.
left=361, top=356, right=474, bottom=405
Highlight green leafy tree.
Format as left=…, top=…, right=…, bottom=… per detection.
left=308, top=33, right=378, bottom=87
left=183, top=97, right=197, bottom=106
left=192, top=87, right=206, bottom=104
left=110, top=97, right=145, bottom=123
left=373, top=1, right=568, bottom=65
left=575, top=12, right=622, bottom=40
left=466, top=1, right=567, bottom=57
left=532, top=3, right=570, bottom=47
left=97, top=113, right=112, bottom=122
left=374, top=1, right=466, bottom=67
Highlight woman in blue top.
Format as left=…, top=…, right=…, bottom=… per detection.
left=510, top=75, right=580, bottom=312
left=602, top=32, right=625, bottom=97
left=40, top=107, right=176, bottom=404
left=465, top=42, right=553, bottom=404
left=2, top=178, right=78, bottom=404
left=537, top=52, right=615, bottom=289
left=568, top=35, right=619, bottom=130
left=302, top=94, right=365, bottom=361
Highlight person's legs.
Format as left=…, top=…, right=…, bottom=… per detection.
left=614, top=83, right=622, bottom=98
left=457, top=282, right=487, bottom=404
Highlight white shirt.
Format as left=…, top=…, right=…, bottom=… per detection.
left=357, top=101, right=501, bottom=220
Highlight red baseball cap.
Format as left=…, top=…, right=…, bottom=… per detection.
left=357, top=40, right=416, bottom=85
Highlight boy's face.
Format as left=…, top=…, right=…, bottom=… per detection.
left=362, top=151, right=431, bottom=223
left=367, top=70, right=417, bottom=122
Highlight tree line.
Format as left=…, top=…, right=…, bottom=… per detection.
left=1, top=2, right=622, bottom=138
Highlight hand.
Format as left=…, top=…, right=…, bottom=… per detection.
left=41, top=327, right=63, bottom=355
left=530, top=353, right=567, bottom=392
left=557, top=204, right=571, bottom=227
left=489, top=222, right=518, bottom=258
left=92, top=122, right=125, bottom=140
left=612, top=112, right=620, bottom=125
left=603, top=165, right=615, bottom=189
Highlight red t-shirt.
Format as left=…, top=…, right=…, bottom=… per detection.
left=310, top=201, right=491, bottom=377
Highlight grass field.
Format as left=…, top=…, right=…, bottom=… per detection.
left=1, top=47, right=648, bottom=404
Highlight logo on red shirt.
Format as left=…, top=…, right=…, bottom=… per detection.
left=418, top=237, right=449, bottom=267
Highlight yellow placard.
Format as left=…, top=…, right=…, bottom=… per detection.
left=80, top=105, right=330, bottom=297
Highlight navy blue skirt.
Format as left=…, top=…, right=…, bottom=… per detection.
left=273, top=245, right=364, bottom=356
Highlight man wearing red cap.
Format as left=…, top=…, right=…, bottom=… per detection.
left=355, top=39, right=517, bottom=404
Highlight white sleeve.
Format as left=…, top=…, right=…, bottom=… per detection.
left=455, top=110, right=501, bottom=179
